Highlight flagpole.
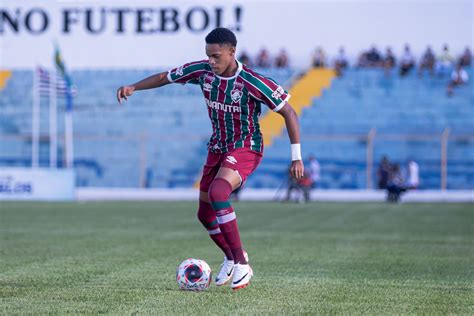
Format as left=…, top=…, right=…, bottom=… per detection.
left=49, top=66, right=57, bottom=168
left=65, top=105, right=74, bottom=169
left=32, top=67, right=40, bottom=168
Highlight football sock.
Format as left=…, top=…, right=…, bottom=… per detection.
left=197, top=199, right=234, bottom=260
left=208, top=178, right=248, bottom=264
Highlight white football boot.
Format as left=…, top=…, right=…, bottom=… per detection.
left=215, top=257, right=235, bottom=286
left=231, top=263, right=253, bottom=290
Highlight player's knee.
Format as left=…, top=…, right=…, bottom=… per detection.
left=208, top=178, right=233, bottom=207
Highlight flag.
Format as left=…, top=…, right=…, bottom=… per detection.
left=55, top=46, right=74, bottom=112
left=36, top=66, right=77, bottom=98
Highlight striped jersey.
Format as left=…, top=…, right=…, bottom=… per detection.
left=167, top=60, right=290, bottom=153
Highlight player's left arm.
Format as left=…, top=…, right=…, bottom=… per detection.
left=277, top=103, right=304, bottom=179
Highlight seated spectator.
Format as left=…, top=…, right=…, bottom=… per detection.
left=366, top=46, right=383, bottom=67
left=437, top=44, right=455, bottom=76
left=312, top=47, right=327, bottom=68
left=418, top=46, right=436, bottom=77
left=399, top=44, right=415, bottom=76
left=447, top=63, right=469, bottom=96
left=383, top=47, right=396, bottom=75
left=334, top=47, right=349, bottom=76
left=275, top=48, right=289, bottom=68
left=459, top=47, right=472, bottom=67
left=357, top=51, right=369, bottom=67
left=286, top=167, right=313, bottom=203
left=256, top=48, right=271, bottom=68
left=238, top=50, right=252, bottom=67
left=386, top=164, right=407, bottom=203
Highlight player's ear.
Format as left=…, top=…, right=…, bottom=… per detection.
left=229, top=46, right=236, bottom=56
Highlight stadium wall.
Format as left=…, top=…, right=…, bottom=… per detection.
left=1, top=0, right=472, bottom=69
left=75, top=188, right=474, bottom=203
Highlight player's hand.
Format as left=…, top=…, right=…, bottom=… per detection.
left=116, top=85, right=135, bottom=104
left=290, top=160, right=304, bottom=179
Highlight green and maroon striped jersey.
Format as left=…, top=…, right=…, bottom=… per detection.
left=167, top=60, right=290, bottom=153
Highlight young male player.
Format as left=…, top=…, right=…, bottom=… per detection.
left=117, top=27, right=304, bottom=290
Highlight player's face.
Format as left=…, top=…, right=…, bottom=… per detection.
left=206, top=44, right=235, bottom=75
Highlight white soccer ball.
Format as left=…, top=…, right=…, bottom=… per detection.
left=176, top=258, right=212, bottom=291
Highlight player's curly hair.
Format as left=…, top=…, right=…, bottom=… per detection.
left=205, top=27, right=237, bottom=47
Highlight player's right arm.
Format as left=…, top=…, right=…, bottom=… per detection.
left=116, top=71, right=170, bottom=104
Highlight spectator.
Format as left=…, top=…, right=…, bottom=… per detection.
left=377, top=155, right=391, bottom=189
left=285, top=166, right=313, bottom=203
left=357, top=51, right=369, bottom=67
left=407, top=159, right=420, bottom=189
left=399, top=44, right=415, bottom=76
left=256, top=48, right=271, bottom=68
left=308, top=155, right=320, bottom=188
left=238, top=50, right=252, bottom=67
left=386, top=164, right=406, bottom=203
left=447, top=63, right=469, bottom=96
left=383, top=47, right=396, bottom=75
left=418, top=46, right=436, bottom=77
left=437, top=44, right=455, bottom=76
left=459, top=47, right=472, bottom=67
left=312, top=47, right=327, bottom=68
left=275, top=48, right=289, bottom=68
left=366, top=46, right=383, bottom=67
left=334, top=47, right=349, bottom=76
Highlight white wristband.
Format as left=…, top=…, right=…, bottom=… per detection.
left=291, top=143, right=302, bottom=161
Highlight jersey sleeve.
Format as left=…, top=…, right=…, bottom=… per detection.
left=249, top=75, right=291, bottom=112
left=167, top=60, right=209, bottom=85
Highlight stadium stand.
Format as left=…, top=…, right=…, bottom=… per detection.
left=0, top=67, right=472, bottom=189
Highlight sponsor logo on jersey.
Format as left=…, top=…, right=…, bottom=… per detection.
left=204, top=73, right=215, bottom=82
left=226, top=156, right=237, bottom=164
left=272, top=86, right=285, bottom=99
left=203, top=82, right=212, bottom=92
left=176, top=66, right=184, bottom=76
left=206, top=100, right=242, bottom=113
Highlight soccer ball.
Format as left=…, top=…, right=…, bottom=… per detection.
left=176, top=258, right=212, bottom=291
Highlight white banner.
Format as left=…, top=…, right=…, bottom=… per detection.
left=0, top=168, right=75, bottom=200
left=0, top=0, right=472, bottom=69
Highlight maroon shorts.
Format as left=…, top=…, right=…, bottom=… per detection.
left=199, top=148, right=263, bottom=192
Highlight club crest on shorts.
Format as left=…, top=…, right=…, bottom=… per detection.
left=226, top=156, right=237, bottom=164
left=231, top=89, right=243, bottom=103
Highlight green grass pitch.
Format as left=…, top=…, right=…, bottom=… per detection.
left=1, top=201, right=472, bottom=314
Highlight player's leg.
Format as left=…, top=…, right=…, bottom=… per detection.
left=208, top=167, right=253, bottom=289
left=208, top=167, right=247, bottom=263
left=197, top=153, right=233, bottom=260
left=207, top=148, right=262, bottom=289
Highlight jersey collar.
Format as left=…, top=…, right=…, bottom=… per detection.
left=215, top=60, right=242, bottom=80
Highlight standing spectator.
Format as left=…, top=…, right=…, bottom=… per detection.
left=238, top=50, right=252, bottom=67
left=383, top=47, right=396, bottom=76
left=275, top=48, right=289, bottom=68
left=377, top=156, right=391, bottom=189
left=256, top=48, right=271, bottom=68
left=399, top=44, right=415, bottom=76
left=308, top=155, right=321, bottom=188
left=418, top=46, right=436, bottom=76
left=334, top=47, right=349, bottom=76
left=312, top=47, right=327, bottom=68
left=459, top=47, right=472, bottom=67
left=437, top=44, right=455, bottom=76
left=407, top=159, right=420, bottom=189
left=447, top=63, right=469, bottom=96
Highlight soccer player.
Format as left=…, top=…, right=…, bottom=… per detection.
left=117, top=27, right=304, bottom=290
